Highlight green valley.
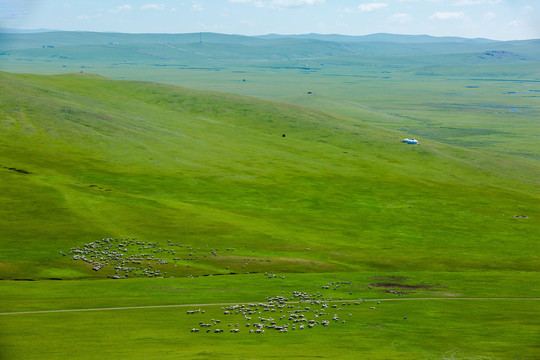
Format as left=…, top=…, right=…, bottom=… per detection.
left=0, top=31, right=539, bottom=359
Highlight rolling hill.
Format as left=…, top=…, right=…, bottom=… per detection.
left=1, top=70, right=538, bottom=280
left=1, top=69, right=539, bottom=359
left=1, top=30, right=539, bottom=358
left=2, top=30, right=539, bottom=63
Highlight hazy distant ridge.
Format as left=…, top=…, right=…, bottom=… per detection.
left=257, top=33, right=497, bottom=44
left=0, top=30, right=511, bottom=49
left=1, top=30, right=539, bottom=66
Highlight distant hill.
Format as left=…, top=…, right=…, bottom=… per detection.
left=0, top=31, right=263, bottom=50
left=257, top=33, right=497, bottom=44
left=0, top=28, right=60, bottom=33
left=1, top=30, right=539, bottom=65
left=0, top=29, right=501, bottom=43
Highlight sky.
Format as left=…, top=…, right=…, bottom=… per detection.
left=1, top=0, right=538, bottom=40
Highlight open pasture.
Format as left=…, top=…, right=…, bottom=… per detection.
left=1, top=275, right=539, bottom=359
left=1, top=71, right=538, bottom=277
left=2, top=32, right=540, bottom=162
left=1, top=32, right=540, bottom=358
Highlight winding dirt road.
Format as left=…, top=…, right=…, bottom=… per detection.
left=1, top=297, right=539, bottom=316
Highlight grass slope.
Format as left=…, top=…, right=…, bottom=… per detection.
left=1, top=70, right=538, bottom=278
left=0, top=71, right=539, bottom=359
left=4, top=31, right=538, bottom=166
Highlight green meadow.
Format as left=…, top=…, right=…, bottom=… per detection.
left=0, top=32, right=539, bottom=359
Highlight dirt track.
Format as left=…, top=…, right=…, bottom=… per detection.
left=1, top=297, right=539, bottom=316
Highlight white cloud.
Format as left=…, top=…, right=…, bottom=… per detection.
left=389, top=13, right=412, bottom=24
left=453, top=0, right=500, bottom=5
left=358, top=3, right=388, bottom=12
left=522, top=5, right=534, bottom=14
left=429, top=11, right=465, bottom=20
left=221, top=7, right=230, bottom=16
left=141, top=4, right=165, bottom=10
left=192, top=1, right=204, bottom=11
left=337, top=7, right=354, bottom=14
left=229, top=0, right=325, bottom=8
left=508, top=19, right=525, bottom=28
left=110, top=4, right=133, bottom=13
left=77, top=13, right=103, bottom=21
left=271, top=0, right=325, bottom=5
left=483, top=11, right=496, bottom=21
left=394, top=0, right=443, bottom=3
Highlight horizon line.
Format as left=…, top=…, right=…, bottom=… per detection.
left=3, top=27, right=539, bottom=42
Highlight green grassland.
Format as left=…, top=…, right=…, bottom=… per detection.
left=3, top=32, right=539, bottom=161
left=1, top=32, right=539, bottom=359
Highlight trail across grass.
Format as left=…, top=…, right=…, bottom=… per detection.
left=1, top=297, right=539, bottom=316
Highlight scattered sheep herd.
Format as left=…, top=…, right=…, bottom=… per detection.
left=186, top=285, right=385, bottom=335
left=61, top=237, right=259, bottom=279
left=61, top=238, right=410, bottom=336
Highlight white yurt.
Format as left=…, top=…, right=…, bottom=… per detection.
left=402, top=138, right=418, bottom=145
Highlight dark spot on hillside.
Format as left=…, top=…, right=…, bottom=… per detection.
left=507, top=90, right=540, bottom=95
left=367, top=276, right=443, bottom=295
left=484, top=50, right=511, bottom=57
left=368, top=275, right=408, bottom=282
left=3, top=166, right=31, bottom=174
left=88, top=184, right=112, bottom=191
left=514, top=215, right=528, bottom=219
left=478, top=50, right=524, bottom=61
left=269, top=66, right=320, bottom=71
left=369, top=283, right=431, bottom=289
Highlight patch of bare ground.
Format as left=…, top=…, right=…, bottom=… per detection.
left=368, top=276, right=446, bottom=295
left=272, top=256, right=325, bottom=264
left=370, top=283, right=431, bottom=289
left=438, top=292, right=462, bottom=297
left=369, top=275, right=409, bottom=282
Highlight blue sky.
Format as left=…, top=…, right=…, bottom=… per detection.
left=1, top=0, right=538, bottom=40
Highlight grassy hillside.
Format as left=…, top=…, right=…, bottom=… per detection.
left=1, top=72, right=539, bottom=359
left=1, top=71, right=538, bottom=277
left=3, top=31, right=538, bottom=168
